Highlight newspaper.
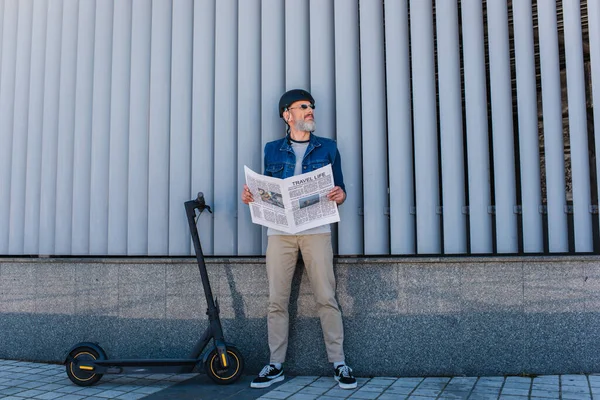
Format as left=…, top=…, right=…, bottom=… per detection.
left=244, top=164, right=340, bottom=234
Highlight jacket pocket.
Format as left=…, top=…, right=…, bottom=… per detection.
left=308, top=160, right=327, bottom=170
left=265, top=163, right=284, bottom=177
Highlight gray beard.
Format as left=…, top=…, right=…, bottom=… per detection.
left=295, top=119, right=316, bottom=132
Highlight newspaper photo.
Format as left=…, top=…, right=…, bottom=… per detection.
left=244, top=164, right=340, bottom=234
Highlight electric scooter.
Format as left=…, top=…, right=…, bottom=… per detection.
left=64, top=193, right=244, bottom=386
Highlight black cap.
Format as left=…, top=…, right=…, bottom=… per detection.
left=278, top=89, right=315, bottom=118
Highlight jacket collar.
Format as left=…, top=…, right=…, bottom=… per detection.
left=279, top=133, right=321, bottom=152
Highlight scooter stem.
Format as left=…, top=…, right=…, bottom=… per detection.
left=184, top=195, right=217, bottom=312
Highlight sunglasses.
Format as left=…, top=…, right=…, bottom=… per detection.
left=287, top=104, right=315, bottom=111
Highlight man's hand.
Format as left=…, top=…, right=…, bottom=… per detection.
left=327, top=186, right=346, bottom=205
left=241, top=184, right=254, bottom=204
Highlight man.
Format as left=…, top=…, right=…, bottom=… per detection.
left=241, top=89, right=357, bottom=390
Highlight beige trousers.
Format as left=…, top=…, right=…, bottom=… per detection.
left=266, top=233, right=345, bottom=364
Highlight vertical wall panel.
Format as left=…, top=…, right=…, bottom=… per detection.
left=512, top=0, right=543, bottom=252
left=590, top=0, right=600, bottom=235
left=285, top=0, right=309, bottom=90
left=435, top=0, right=467, bottom=254
left=0, top=0, right=18, bottom=253
left=261, top=0, right=285, bottom=253
left=563, top=0, right=593, bottom=252
left=0, top=0, right=3, bottom=80
left=0, top=0, right=3, bottom=175
left=192, top=0, right=216, bottom=255
left=237, top=0, right=262, bottom=255
left=310, top=0, right=335, bottom=141
left=8, top=0, right=33, bottom=254
left=213, top=0, right=237, bottom=255
left=168, top=0, right=192, bottom=255
left=70, top=0, right=95, bottom=255
left=487, top=0, right=518, bottom=253
left=537, top=0, right=568, bottom=252
left=461, top=0, right=493, bottom=253
left=23, top=0, right=48, bottom=254
left=127, top=0, right=151, bottom=255
left=359, top=0, right=389, bottom=255
left=147, top=0, right=171, bottom=255
left=310, top=0, right=337, bottom=251
left=39, top=0, right=63, bottom=255
left=411, top=0, right=441, bottom=254
left=384, top=0, right=414, bottom=255
left=54, top=0, right=78, bottom=254
left=108, top=0, right=132, bottom=255
left=334, top=0, right=363, bottom=255
left=89, top=0, right=113, bottom=255
left=261, top=0, right=285, bottom=154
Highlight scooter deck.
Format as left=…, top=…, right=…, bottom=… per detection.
left=82, top=359, right=199, bottom=374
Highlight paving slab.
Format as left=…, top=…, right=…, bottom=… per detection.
left=0, top=359, right=595, bottom=400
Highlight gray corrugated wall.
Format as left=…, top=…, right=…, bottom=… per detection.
left=0, top=0, right=598, bottom=256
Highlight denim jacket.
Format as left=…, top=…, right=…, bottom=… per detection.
left=263, top=133, right=345, bottom=193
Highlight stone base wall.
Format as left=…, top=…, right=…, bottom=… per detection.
left=1, top=256, right=599, bottom=377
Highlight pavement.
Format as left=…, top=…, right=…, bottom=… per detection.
left=1, top=358, right=599, bottom=400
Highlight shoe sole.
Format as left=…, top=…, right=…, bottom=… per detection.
left=334, top=376, right=357, bottom=390
left=250, top=375, right=284, bottom=388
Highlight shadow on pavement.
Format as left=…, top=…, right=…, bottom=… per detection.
left=143, top=374, right=285, bottom=400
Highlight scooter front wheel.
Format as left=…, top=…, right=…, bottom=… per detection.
left=66, top=346, right=104, bottom=386
left=205, top=346, right=244, bottom=384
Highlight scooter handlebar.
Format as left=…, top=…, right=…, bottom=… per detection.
left=188, top=192, right=211, bottom=214
left=196, top=192, right=206, bottom=207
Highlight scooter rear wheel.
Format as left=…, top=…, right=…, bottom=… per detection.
left=205, top=346, right=244, bottom=384
left=66, top=346, right=104, bottom=386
